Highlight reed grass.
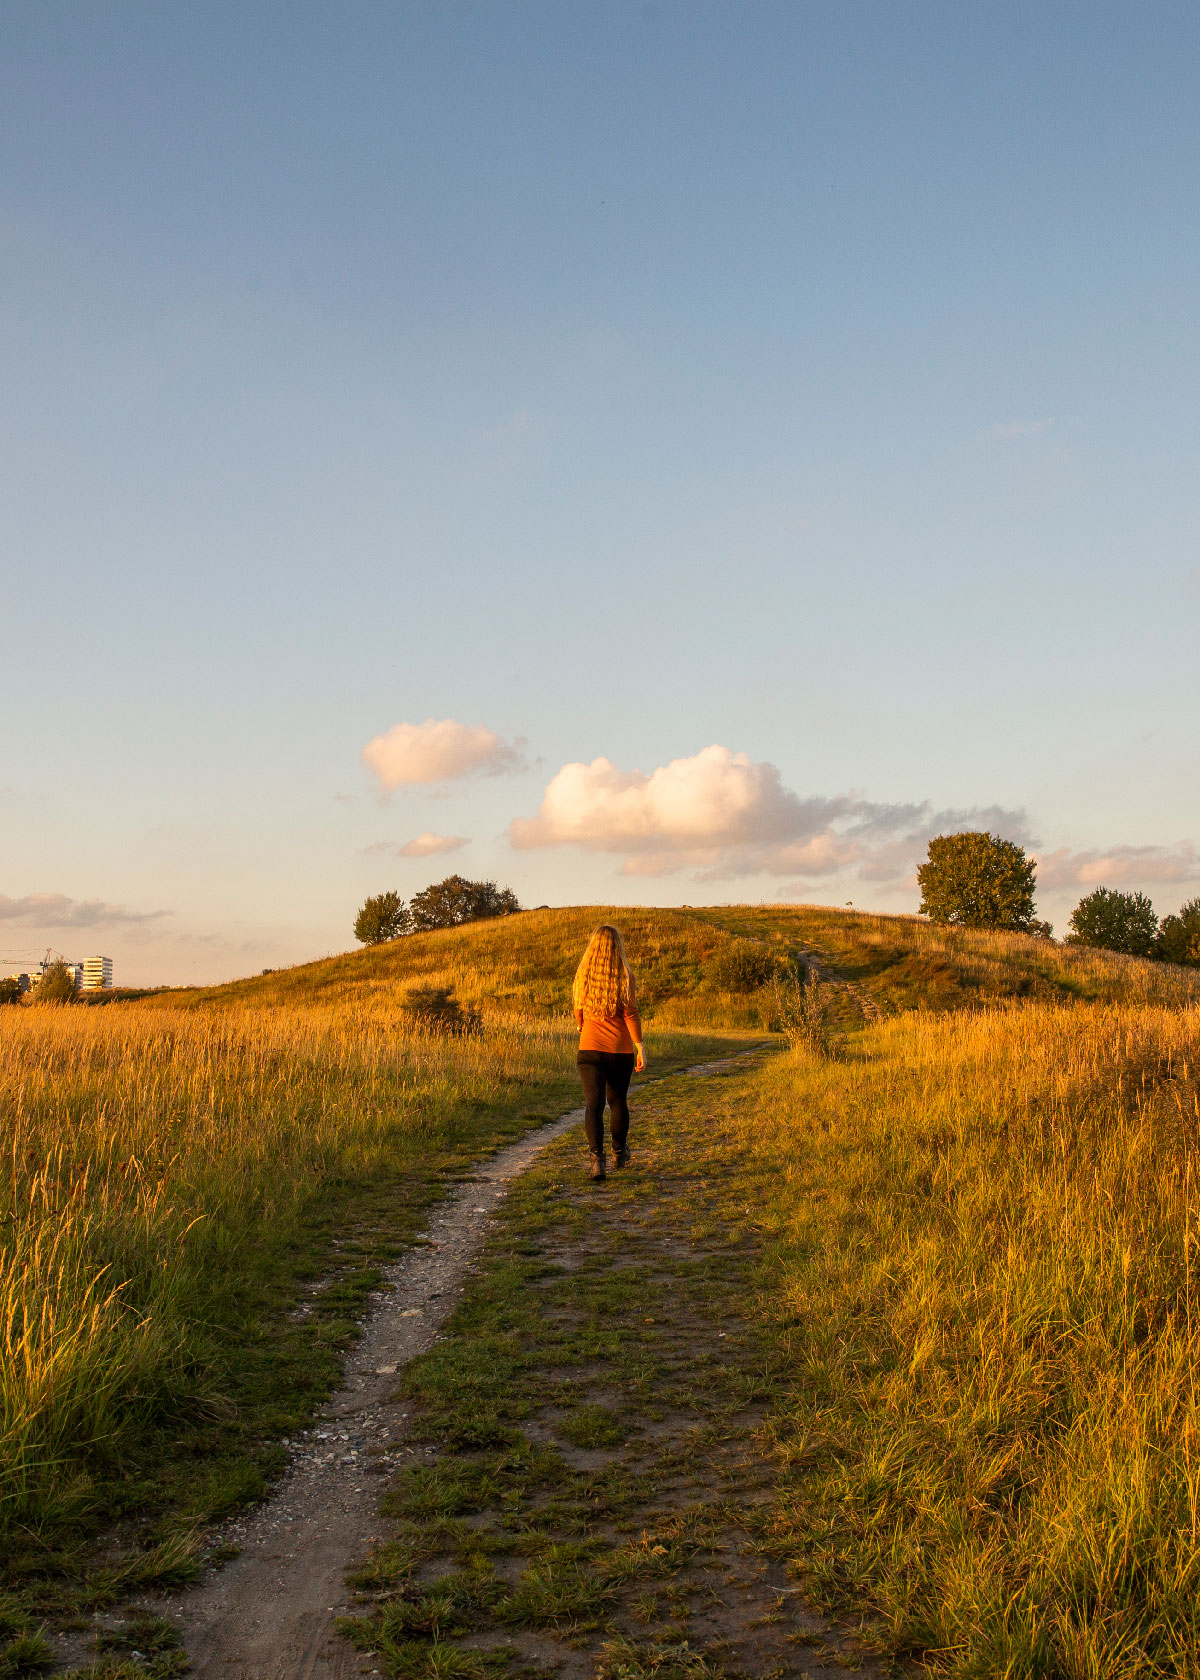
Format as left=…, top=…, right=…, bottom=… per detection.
left=748, top=1002, right=1200, bottom=1676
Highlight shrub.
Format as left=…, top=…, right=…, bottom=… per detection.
left=1068, top=887, right=1158, bottom=958
left=771, top=971, right=831, bottom=1057
left=0, top=978, right=22, bottom=1006
left=917, top=831, right=1037, bottom=931
left=409, top=876, right=520, bottom=932
left=705, top=943, right=779, bottom=992
left=1155, top=898, right=1200, bottom=967
left=399, top=985, right=481, bottom=1036
left=354, top=890, right=412, bottom=945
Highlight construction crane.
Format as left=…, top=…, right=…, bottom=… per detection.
left=0, top=947, right=66, bottom=974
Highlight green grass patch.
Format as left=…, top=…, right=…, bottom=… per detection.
left=341, top=1051, right=853, bottom=1679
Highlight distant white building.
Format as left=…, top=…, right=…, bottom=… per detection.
left=82, top=955, right=114, bottom=990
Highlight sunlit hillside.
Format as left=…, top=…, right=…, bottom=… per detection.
left=160, top=905, right=775, bottom=1027
left=5, top=900, right=1198, bottom=1642
left=163, top=901, right=1200, bottom=1021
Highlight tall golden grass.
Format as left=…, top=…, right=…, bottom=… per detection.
left=1, top=907, right=766, bottom=1572
left=750, top=1001, right=1200, bottom=1676
left=0, top=996, right=581, bottom=1549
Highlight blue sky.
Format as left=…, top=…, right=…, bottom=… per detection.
left=3, top=2, right=1198, bottom=983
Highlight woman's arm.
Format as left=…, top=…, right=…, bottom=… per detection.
left=625, top=1004, right=646, bottom=1072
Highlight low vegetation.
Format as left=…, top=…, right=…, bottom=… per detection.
left=747, top=1000, right=1200, bottom=1675
left=341, top=1056, right=813, bottom=1680
left=0, top=907, right=770, bottom=1615
left=9, top=894, right=1200, bottom=1676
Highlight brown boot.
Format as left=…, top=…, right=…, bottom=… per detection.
left=589, top=1152, right=607, bottom=1181
left=612, top=1146, right=631, bottom=1169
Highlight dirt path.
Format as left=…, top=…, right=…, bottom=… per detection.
left=796, top=948, right=886, bottom=1026
left=59, top=1043, right=892, bottom=1680
left=146, top=1105, right=589, bottom=1679
left=342, top=1049, right=895, bottom=1680
left=84, top=1050, right=757, bottom=1679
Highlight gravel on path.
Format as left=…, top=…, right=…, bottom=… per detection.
left=161, top=1102, right=588, bottom=1680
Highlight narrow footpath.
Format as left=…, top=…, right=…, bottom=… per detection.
left=66, top=1043, right=895, bottom=1680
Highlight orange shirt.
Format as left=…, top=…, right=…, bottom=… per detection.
left=575, top=1003, right=644, bottom=1055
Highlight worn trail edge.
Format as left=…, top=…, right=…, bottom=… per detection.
left=124, top=1049, right=758, bottom=1679
left=167, top=1102, right=591, bottom=1679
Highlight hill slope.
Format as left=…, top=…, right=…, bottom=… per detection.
left=163, top=902, right=1200, bottom=1022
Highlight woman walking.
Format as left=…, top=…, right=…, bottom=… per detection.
left=573, top=924, right=646, bottom=1181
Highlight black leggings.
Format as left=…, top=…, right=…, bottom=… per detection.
left=577, top=1052, right=635, bottom=1155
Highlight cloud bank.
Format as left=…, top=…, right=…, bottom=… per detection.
left=362, top=719, right=526, bottom=789
left=509, top=745, right=1031, bottom=882
left=1036, top=844, right=1200, bottom=889
left=0, top=892, right=169, bottom=928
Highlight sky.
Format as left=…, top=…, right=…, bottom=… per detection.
left=3, top=1, right=1198, bottom=985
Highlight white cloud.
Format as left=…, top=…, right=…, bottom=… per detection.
left=1036, top=844, right=1200, bottom=889
left=509, top=745, right=1031, bottom=883
left=398, top=832, right=469, bottom=858
left=990, top=417, right=1055, bottom=438
left=0, top=892, right=169, bottom=928
left=362, top=719, right=526, bottom=789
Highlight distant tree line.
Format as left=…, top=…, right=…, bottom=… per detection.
left=917, top=830, right=1200, bottom=964
left=354, top=874, right=521, bottom=945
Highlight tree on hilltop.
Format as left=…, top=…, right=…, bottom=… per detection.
left=409, top=874, right=521, bottom=932
left=1067, top=887, right=1158, bottom=958
left=1155, top=897, right=1200, bottom=966
left=917, top=831, right=1037, bottom=931
left=354, top=890, right=412, bottom=945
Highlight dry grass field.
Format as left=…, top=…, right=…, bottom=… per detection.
left=0, top=907, right=767, bottom=1613
left=748, top=1000, right=1200, bottom=1675
left=5, top=902, right=1200, bottom=1676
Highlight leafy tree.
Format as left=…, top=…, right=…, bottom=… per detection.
left=0, top=977, right=22, bottom=1006
left=35, top=960, right=77, bottom=1004
left=917, top=831, right=1037, bottom=931
left=353, top=890, right=412, bottom=945
left=409, top=875, right=521, bottom=932
left=1153, top=897, right=1200, bottom=967
left=1067, top=887, right=1158, bottom=957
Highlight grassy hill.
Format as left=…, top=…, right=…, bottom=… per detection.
left=6, top=902, right=1200, bottom=1671
left=164, top=901, right=1200, bottom=1023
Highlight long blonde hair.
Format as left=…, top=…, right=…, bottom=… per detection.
left=572, top=924, right=634, bottom=1018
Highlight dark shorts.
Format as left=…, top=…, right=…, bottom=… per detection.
left=576, top=1049, right=635, bottom=1092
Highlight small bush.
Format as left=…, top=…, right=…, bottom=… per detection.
left=705, top=942, right=778, bottom=992
left=400, top=985, right=481, bottom=1036
left=771, top=972, right=831, bottom=1057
